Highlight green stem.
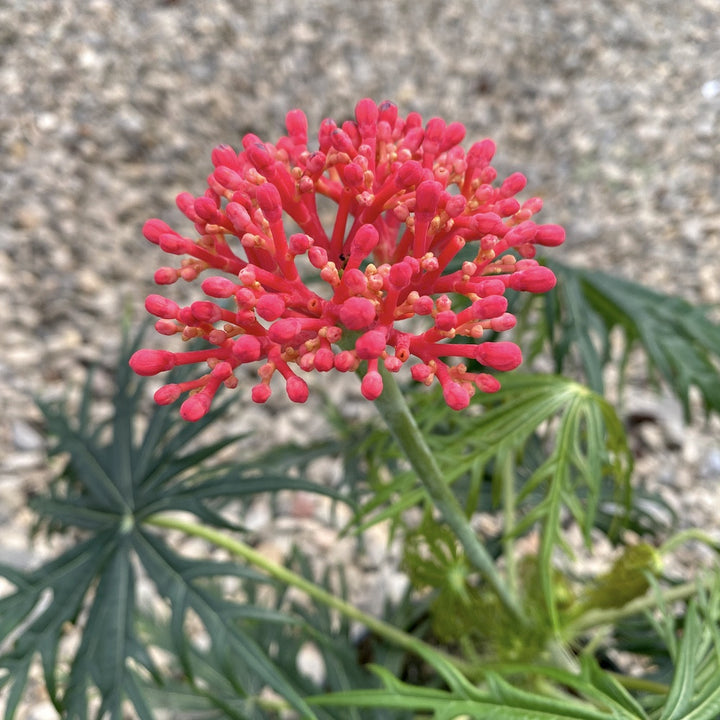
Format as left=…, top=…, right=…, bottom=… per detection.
left=659, top=529, right=720, bottom=556
left=371, top=366, right=525, bottom=625
left=566, top=579, right=706, bottom=637
left=610, top=672, right=669, bottom=696
left=500, top=450, right=518, bottom=596
left=144, top=513, right=474, bottom=676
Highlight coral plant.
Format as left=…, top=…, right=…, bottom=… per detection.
left=130, top=99, right=563, bottom=418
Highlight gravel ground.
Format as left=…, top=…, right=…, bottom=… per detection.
left=1, top=0, right=720, bottom=715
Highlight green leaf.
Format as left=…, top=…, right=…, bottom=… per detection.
left=132, top=528, right=316, bottom=719
left=543, top=261, right=720, bottom=420
left=307, top=664, right=643, bottom=719
left=659, top=602, right=706, bottom=720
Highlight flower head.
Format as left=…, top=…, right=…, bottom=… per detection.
left=130, top=99, right=564, bottom=420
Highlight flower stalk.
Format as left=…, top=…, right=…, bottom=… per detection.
left=370, top=364, right=526, bottom=625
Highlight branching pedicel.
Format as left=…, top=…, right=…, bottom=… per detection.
left=130, top=99, right=565, bottom=419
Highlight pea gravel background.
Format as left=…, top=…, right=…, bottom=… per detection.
left=1, top=0, right=720, bottom=715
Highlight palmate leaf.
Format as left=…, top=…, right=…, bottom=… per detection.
left=540, top=261, right=720, bottom=419
left=353, top=375, right=631, bottom=567
left=0, top=326, right=355, bottom=718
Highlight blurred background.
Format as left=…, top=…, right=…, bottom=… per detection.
left=1, top=0, right=719, bottom=599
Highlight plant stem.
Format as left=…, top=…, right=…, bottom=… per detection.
left=500, top=450, right=518, bottom=596
left=565, top=578, right=707, bottom=636
left=371, top=365, right=526, bottom=625
left=144, top=513, right=474, bottom=675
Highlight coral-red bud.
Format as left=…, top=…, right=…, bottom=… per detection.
left=342, top=162, right=364, bottom=188
left=213, top=166, right=244, bottom=190
left=232, top=335, right=262, bottom=362
left=334, top=350, right=356, bottom=372
left=467, top=139, right=496, bottom=167
left=413, top=296, right=434, bottom=315
left=443, top=382, right=470, bottom=410
left=435, top=311, right=457, bottom=331
left=490, top=313, right=517, bottom=332
left=494, top=198, right=521, bottom=217
left=361, top=371, right=383, bottom=400
left=155, top=319, right=178, bottom=336
left=535, top=224, right=566, bottom=246
left=351, top=224, right=379, bottom=255
left=509, top=266, right=557, bottom=293
left=476, top=373, right=501, bottom=393
left=440, top=122, right=466, bottom=152
left=211, top=361, right=233, bottom=380
left=331, top=128, right=355, bottom=155
left=176, top=192, right=201, bottom=221
left=191, top=301, right=222, bottom=323
left=389, top=261, right=413, bottom=290
left=251, top=384, right=272, bottom=403
left=474, top=278, right=506, bottom=296
left=268, top=318, right=301, bottom=343
left=308, top=246, right=328, bottom=268
left=355, top=98, right=378, bottom=129
left=286, top=376, right=309, bottom=403
left=256, top=183, right=283, bottom=223
left=378, top=100, right=398, bottom=126
left=475, top=341, right=522, bottom=371
left=504, top=221, right=538, bottom=247
left=154, top=384, right=182, bottom=405
left=342, top=268, right=367, bottom=294
left=411, top=364, right=433, bottom=382
left=355, top=330, right=386, bottom=359
left=202, top=276, right=237, bottom=298
left=473, top=295, right=508, bottom=319
left=395, top=160, right=424, bottom=188
left=211, top=144, right=238, bottom=168
left=247, top=142, right=272, bottom=170
left=340, top=297, right=376, bottom=330
left=193, top=196, right=220, bottom=223
left=314, top=347, right=335, bottom=371
left=471, top=213, right=505, bottom=235
left=255, top=293, right=286, bottom=321
left=145, top=294, right=179, bottom=319
left=159, top=233, right=191, bottom=255
left=285, top=109, right=308, bottom=142
left=289, top=233, right=313, bottom=254
left=415, top=180, right=443, bottom=222
left=444, top=194, right=467, bottom=218
left=143, top=219, right=174, bottom=244
left=225, top=202, right=252, bottom=233
left=180, top=394, right=211, bottom=422
left=129, top=349, right=176, bottom=376
left=500, top=172, right=527, bottom=197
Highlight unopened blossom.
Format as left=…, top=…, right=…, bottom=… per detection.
left=130, top=99, right=565, bottom=420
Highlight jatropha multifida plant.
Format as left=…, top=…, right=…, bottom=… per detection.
left=3, top=99, right=720, bottom=720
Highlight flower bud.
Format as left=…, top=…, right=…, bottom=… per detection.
left=232, top=335, right=262, bottom=362
left=361, top=371, right=383, bottom=400
left=443, top=382, right=470, bottom=410
left=180, top=393, right=212, bottom=422
left=355, top=330, right=386, bottom=359
left=286, top=376, right=309, bottom=403
left=339, top=296, right=376, bottom=330
left=129, top=349, right=176, bottom=376
left=509, top=266, right=557, bottom=293
left=475, top=341, right=522, bottom=372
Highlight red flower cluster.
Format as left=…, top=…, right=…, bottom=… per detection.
left=130, top=99, right=564, bottom=420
